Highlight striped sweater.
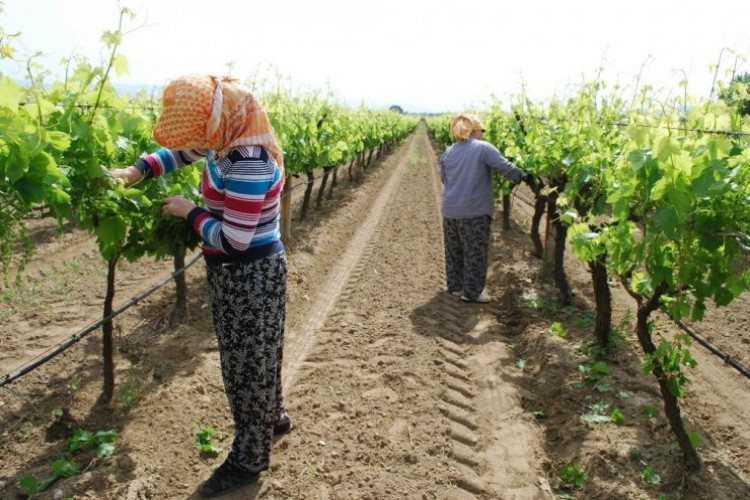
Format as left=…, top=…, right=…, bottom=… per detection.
left=135, top=146, right=284, bottom=264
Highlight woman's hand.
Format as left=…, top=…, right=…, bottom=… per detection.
left=110, top=166, right=143, bottom=187
left=162, top=196, right=197, bottom=219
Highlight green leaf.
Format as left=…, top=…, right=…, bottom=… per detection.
left=101, top=30, right=123, bottom=46
left=6, top=143, right=30, bottom=183
left=627, top=149, right=649, bottom=169
left=18, top=475, right=40, bottom=495
left=672, top=152, right=694, bottom=178
left=654, top=206, right=679, bottom=239
left=29, top=150, right=54, bottom=172
left=46, top=131, right=72, bottom=153
left=97, top=442, right=117, bottom=457
left=112, top=54, right=129, bottom=77
left=0, top=76, right=22, bottom=109
left=666, top=179, right=692, bottom=217
left=687, top=431, right=701, bottom=448
left=95, top=216, right=127, bottom=261
left=48, top=187, right=72, bottom=206
left=549, top=322, right=568, bottom=337
left=95, top=430, right=119, bottom=442
left=713, top=287, right=735, bottom=306
left=642, top=465, right=661, bottom=486
left=580, top=413, right=611, bottom=424
left=559, top=463, right=587, bottom=488
left=84, top=158, right=105, bottom=178
left=611, top=408, right=625, bottom=425
left=654, top=134, right=680, bottom=161
left=591, top=361, right=612, bottom=375
left=67, top=429, right=94, bottom=452
left=51, top=458, right=81, bottom=478
left=650, top=177, right=668, bottom=201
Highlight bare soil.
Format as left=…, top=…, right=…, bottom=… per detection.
left=1, top=124, right=749, bottom=500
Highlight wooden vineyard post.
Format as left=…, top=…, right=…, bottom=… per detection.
left=280, top=172, right=293, bottom=246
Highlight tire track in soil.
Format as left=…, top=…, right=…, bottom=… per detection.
left=280, top=132, right=418, bottom=392
left=259, top=126, right=546, bottom=500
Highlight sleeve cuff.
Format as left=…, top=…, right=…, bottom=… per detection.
left=134, top=158, right=153, bottom=179
left=187, top=206, right=207, bottom=227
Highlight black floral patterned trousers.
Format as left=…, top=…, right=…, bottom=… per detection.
left=442, top=215, right=492, bottom=300
left=205, top=250, right=288, bottom=473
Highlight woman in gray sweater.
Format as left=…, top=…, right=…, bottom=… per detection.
left=439, top=114, right=530, bottom=303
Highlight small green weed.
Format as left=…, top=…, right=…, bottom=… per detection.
left=16, top=421, right=35, bottom=441
left=616, top=390, right=631, bottom=400
left=117, top=367, right=142, bottom=407
left=610, top=408, right=626, bottom=425
left=687, top=431, right=701, bottom=448
left=579, top=361, right=611, bottom=382
left=196, top=423, right=226, bottom=456
left=67, top=258, right=82, bottom=273
left=19, top=459, right=81, bottom=497
left=580, top=402, right=612, bottom=424
left=517, top=292, right=561, bottom=312
left=642, top=405, right=659, bottom=418
left=0, top=291, right=15, bottom=323
left=577, top=361, right=613, bottom=392
left=549, top=322, right=568, bottom=338
left=558, top=462, right=587, bottom=489
left=67, top=375, right=82, bottom=394
left=641, top=465, right=662, bottom=486
left=18, top=428, right=118, bottom=497
left=67, top=429, right=119, bottom=457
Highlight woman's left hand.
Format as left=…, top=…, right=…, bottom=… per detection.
left=162, top=196, right=196, bottom=219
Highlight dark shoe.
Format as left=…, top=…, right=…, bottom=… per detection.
left=198, top=461, right=259, bottom=498
left=274, top=413, right=293, bottom=435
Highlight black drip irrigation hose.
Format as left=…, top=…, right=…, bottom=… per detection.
left=510, top=189, right=750, bottom=379
left=0, top=252, right=203, bottom=389
left=663, top=311, right=750, bottom=380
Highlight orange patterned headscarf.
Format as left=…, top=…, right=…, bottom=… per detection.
left=153, top=74, right=284, bottom=170
left=450, top=114, right=484, bottom=140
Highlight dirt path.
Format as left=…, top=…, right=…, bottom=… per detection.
left=262, top=127, right=546, bottom=500
left=1, top=124, right=749, bottom=500
left=281, top=131, right=417, bottom=392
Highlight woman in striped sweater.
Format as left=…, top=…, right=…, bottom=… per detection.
left=113, top=75, right=290, bottom=497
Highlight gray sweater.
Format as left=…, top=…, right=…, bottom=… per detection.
left=439, top=138, right=525, bottom=218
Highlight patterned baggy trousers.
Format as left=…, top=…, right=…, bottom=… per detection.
left=205, top=250, right=288, bottom=473
left=442, top=215, right=492, bottom=300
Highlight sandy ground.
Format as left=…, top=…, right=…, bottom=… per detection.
left=1, top=124, right=749, bottom=499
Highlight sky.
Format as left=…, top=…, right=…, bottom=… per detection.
left=1, top=0, right=749, bottom=114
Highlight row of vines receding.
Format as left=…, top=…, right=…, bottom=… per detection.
left=427, top=61, right=750, bottom=472
left=0, top=6, right=417, bottom=404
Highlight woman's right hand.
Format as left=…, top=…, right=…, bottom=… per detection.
left=110, top=166, right=143, bottom=187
